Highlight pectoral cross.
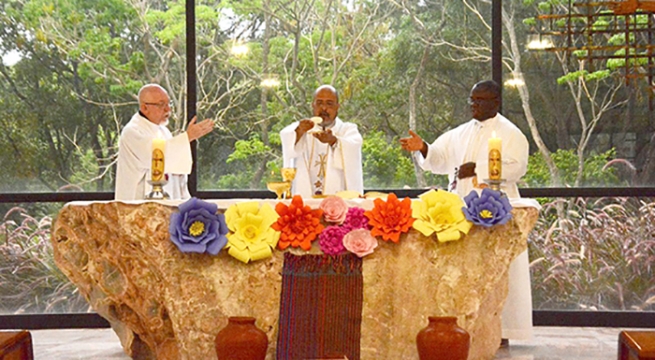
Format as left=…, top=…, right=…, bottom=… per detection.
left=315, top=154, right=327, bottom=178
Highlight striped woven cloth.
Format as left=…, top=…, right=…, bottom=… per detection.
left=276, top=252, right=363, bottom=360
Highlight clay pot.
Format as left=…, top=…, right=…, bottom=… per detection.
left=215, top=317, right=268, bottom=360
left=416, top=316, right=470, bottom=360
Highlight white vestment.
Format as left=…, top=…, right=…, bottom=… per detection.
left=415, top=113, right=533, bottom=340
left=280, top=117, right=363, bottom=198
left=115, top=113, right=192, bottom=201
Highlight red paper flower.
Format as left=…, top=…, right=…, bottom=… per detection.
left=272, top=195, right=324, bottom=250
left=364, top=193, right=415, bottom=243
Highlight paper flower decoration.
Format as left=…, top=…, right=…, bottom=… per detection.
left=169, top=197, right=228, bottom=254
left=411, top=189, right=473, bottom=242
left=319, top=225, right=347, bottom=255
left=272, top=195, right=324, bottom=250
left=462, top=188, right=513, bottom=227
left=224, top=201, right=280, bottom=263
left=319, top=196, right=348, bottom=224
left=364, top=193, right=415, bottom=243
left=342, top=207, right=369, bottom=231
left=343, top=228, right=378, bottom=258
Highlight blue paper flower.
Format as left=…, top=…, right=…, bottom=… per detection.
left=169, top=197, right=228, bottom=254
left=462, top=188, right=513, bottom=227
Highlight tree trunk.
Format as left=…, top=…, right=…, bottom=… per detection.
left=409, top=42, right=430, bottom=188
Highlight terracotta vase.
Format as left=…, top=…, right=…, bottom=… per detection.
left=416, top=316, right=470, bottom=360
left=215, top=317, right=268, bottom=360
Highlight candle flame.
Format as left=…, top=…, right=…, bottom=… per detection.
left=491, top=131, right=497, bottom=138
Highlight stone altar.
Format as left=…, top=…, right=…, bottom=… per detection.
left=51, top=199, right=538, bottom=360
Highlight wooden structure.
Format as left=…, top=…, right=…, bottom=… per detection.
left=0, top=331, right=34, bottom=360
left=619, top=331, right=655, bottom=360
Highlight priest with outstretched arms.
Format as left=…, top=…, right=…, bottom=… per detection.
left=115, top=84, right=214, bottom=200
left=280, top=85, right=363, bottom=198
left=400, top=80, right=532, bottom=346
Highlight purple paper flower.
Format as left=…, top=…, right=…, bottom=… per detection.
left=169, top=197, right=228, bottom=254
left=319, top=225, right=348, bottom=255
left=462, top=188, right=513, bottom=227
left=342, top=207, right=369, bottom=231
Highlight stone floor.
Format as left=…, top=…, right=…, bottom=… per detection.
left=19, top=326, right=636, bottom=359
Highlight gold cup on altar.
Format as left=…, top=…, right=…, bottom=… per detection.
left=266, top=167, right=296, bottom=199
left=266, top=181, right=291, bottom=200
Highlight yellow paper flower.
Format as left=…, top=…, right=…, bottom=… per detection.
left=411, top=189, right=473, bottom=242
left=225, top=201, right=280, bottom=263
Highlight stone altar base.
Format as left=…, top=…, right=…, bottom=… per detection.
left=51, top=200, right=538, bottom=360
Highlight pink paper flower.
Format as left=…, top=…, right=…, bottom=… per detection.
left=343, top=207, right=369, bottom=231
left=342, top=228, right=378, bottom=258
left=319, top=225, right=347, bottom=255
left=319, top=196, right=348, bottom=224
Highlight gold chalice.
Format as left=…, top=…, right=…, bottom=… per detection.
left=267, top=181, right=291, bottom=200
left=281, top=167, right=297, bottom=182
left=280, top=167, right=297, bottom=199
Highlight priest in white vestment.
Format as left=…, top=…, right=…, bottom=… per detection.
left=400, top=80, right=533, bottom=344
left=280, top=85, right=363, bottom=198
left=115, top=84, right=215, bottom=200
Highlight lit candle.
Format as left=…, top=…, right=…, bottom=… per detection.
left=488, top=131, right=502, bottom=180
left=151, top=137, right=166, bottom=182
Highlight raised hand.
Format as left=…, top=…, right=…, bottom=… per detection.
left=186, top=116, right=214, bottom=142
left=294, top=119, right=316, bottom=143
left=400, top=130, right=425, bottom=151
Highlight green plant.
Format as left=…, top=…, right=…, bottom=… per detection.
left=524, top=148, right=623, bottom=187
left=529, top=197, right=655, bottom=311
left=0, top=207, right=89, bottom=314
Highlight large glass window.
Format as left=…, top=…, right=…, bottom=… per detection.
left=195, top=1, right=493, bottom=190
left=1, top=0, right=654, bottom=318
left=503, top=0, right=655, bottom=188
left=0, top=203, right=88, bottom=314
left=529, top=196, right=655, bottom=311
left=0, top=0, right=187, bottom=193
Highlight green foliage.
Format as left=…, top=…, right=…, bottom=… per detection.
left=227, top=134, right=273, bottom=163
left=524, top=148, right=622, bottom=187
left=362, top=131, right=415, bottom=188
left=522, top=17, right=537, bottom=27
left=557, top=69, right=610, bottom=84
left=591, top=19, right=609, bottom=30
left=608, top=33, right=626, bottom=46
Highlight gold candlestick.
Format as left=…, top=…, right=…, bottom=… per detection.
left=146, top=179, right=170, bottom=199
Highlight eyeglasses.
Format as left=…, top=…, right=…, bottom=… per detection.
left=467, top=97, right=498, bottom=105
left=144, top=101, right=173, bottom=108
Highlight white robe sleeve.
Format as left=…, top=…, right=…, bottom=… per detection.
left=415, top=132, right=455, bottom=175
left=163, top=131, right=192, bottom=174
left=280, top=122, right=302, bottom=168
left=330, top=122, right=363, bottom=194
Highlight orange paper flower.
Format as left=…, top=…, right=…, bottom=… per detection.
left=364, top=193, right=415, bottom=243
left=272, top=195, right=324, bottom=250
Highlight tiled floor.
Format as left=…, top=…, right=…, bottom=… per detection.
left=21, top=326, right=641, bottom=359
